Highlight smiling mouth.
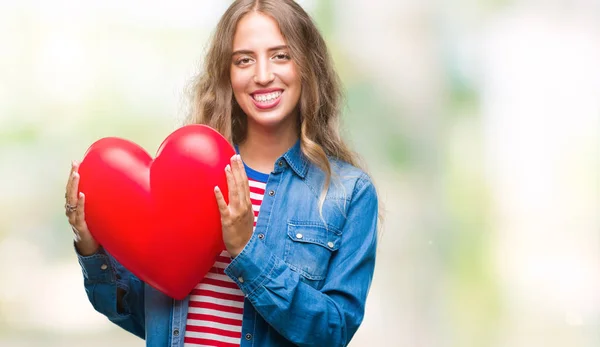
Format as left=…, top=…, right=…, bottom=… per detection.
left=252, top=90, right=282, bottom=103
left=250, top=90, right=283, bottom=110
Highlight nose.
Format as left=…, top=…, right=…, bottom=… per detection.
left=253, top=58, right=274, bottom=85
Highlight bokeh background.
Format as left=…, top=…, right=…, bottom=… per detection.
left=1, top=0, right=599, bottom=346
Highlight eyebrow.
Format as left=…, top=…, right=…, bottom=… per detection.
left=232, top=45, right=289, bottom=56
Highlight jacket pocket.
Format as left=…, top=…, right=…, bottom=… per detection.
left=284, top=221, right=341, bottom=281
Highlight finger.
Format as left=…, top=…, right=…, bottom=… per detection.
left=235, top=155, right=251, bottom=203
left=67, top=208, right=77, bottom=225
left=66, top=161, right=80, bottom=202
left=214, top=186, right=229, bottom=217
left=231, top=155, right=248, bottom=202
left=67, top=171, right=80, bottom=206
left=65, top=160, right=78, bottom=191
left=225, top=163, right=238, bottom=207
left=74, top=192, right=86, bottom=226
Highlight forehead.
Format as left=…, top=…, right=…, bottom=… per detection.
left=232, top=12, right=287, bottom=50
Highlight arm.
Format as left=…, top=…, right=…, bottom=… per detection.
left=66, top=161, right=145, bottom=337
left=76, top=246, right=146, bottom=339
left=225, top=175, right=378, bottom=346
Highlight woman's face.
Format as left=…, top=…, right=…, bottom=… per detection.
left=230, top=12, right=302, bottom=134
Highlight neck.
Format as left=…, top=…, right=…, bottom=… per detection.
left=238, top=121, right=299, bottom=174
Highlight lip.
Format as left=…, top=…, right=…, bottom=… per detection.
left=251, top=88, right=283, bottom=95
left=251, top=89, right=283, bottom=110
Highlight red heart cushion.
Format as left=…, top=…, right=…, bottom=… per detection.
left=78, top=124, right=234, bottom=300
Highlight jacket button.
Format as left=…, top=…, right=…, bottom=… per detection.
left=268, top=190, right=275, bottom=196
left=173, top=329, right=180, bottom=336
left=327, top=242, right=334, bottom=248
left=258, top=233, right=265, bottom=240
left=296, top=233, right=303, bottom=239
left=278, top=160, right=284, bottom=167
left=245, top=333, right=252, bottom=340
left=100, top=264, right=108, bottom=270
left=238, top=276, right=244, bottom=283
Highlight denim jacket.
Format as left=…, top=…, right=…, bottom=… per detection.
left=76, top=141, right=378, bottom=347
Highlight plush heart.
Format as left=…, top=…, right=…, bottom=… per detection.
left=78, top=124, right=234, bottom=300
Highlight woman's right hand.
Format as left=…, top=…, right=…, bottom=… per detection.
left=65, top=160, right=99, bottom=256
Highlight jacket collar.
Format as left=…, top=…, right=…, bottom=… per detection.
left=282, top=139, right=309, bottom=179
left=234, top=139, right=309, bottom=179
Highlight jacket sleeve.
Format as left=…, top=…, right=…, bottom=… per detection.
left=224, top=174, right=378, bottom=347
left=76, top=245, right=146, bottom=339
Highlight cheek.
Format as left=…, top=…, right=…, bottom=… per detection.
left=230, top=70, right=247, bottom=96
left=272, top=62, right=298, bottom=87
left=285, top=65, right=301, bottom=88
left=287, top=67, right=301, bottom=97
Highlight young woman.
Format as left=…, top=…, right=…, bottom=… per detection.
left=64, top=1, right=379, bottom=346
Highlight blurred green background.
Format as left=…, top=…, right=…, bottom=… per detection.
left=1, top=1, right=599, bottom=346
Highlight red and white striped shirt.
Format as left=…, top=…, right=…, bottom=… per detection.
left=184, top=173, right=267, bottom=347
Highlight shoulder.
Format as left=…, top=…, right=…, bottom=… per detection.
left=331, top=158, right=377, bottom=200
left=304, top=157, right=377, bottom=202
left=330, top=158, right=371, bottom=184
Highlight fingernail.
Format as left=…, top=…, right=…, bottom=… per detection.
left=225, top=164, right=231, bottom=172
left=236, top=154, right=242, bottom=161
left=72, top=172, right=77, bottom=179
left=214, top=186, right=220, bottom=192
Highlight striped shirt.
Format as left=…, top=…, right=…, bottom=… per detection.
left=184, top=166, right=268, bottom=347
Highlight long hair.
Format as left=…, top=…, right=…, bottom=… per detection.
left=186, top=0, right=366, bottom=206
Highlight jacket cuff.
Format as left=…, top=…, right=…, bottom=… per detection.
left=74, top=243, right=115, bottom=283
left=224, top=233, right=276, bottom=296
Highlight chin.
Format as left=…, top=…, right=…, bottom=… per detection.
left=248, top=109, right=296, bottom=129
left=248, top=113, right=286, bottom=127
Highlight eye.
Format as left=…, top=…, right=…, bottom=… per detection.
left=273, top=52, right=291, bottom=61
left=234, top=57, right=253, bottom=66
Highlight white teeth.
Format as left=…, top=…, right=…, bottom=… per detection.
left=253, top=91, right=282, bottom=103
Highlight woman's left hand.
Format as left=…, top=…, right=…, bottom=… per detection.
left=214, top=154, right=255, bottom=258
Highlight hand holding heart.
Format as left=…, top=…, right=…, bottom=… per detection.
left=66, top=154, right=254, bottom=257
left=214, top=154, right=255, bottom=258
left=64, top=125, right=252, bottom=299
left=65, top=161, right=99, bottom=257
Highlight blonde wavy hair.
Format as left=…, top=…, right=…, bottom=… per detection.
left=186, top=0, right=364, bottom=201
